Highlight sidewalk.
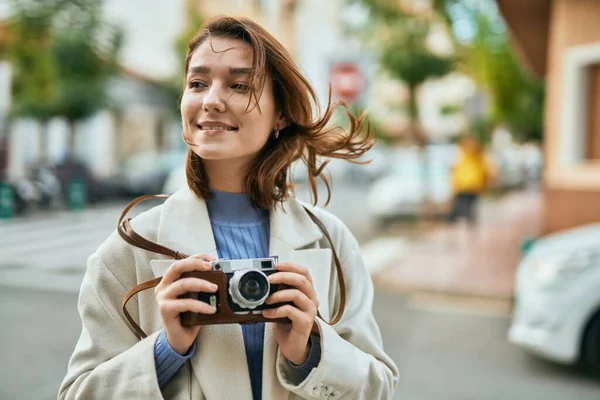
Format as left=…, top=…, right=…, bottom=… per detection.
left=366, top=190, right=543, bottom=299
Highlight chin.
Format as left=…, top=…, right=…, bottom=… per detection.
left=193, top=145, right=231, bottom=160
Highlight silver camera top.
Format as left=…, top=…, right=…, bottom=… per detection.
left=210, top=256, right=278, bottom=273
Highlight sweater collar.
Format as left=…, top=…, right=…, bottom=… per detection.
left=206, top=189, right=268, bottom=225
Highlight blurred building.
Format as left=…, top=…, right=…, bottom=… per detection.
left=0, top=1, right=183, bottom=180
left=1, top=0, right=356, bottom=181
left=499, top=0, right=600, bottom=233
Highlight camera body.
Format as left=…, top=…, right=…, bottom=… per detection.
left=211, top=256, right=282, bottom=314
left=179, top=256, right=290, bottom=327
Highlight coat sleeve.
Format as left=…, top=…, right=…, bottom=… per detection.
left=276, top=237, right=400, bottom=399
left=58, top=250, right=179, bottom=399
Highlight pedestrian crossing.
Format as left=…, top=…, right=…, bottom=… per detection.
left=0, top=201, right=157, bottom=292
left=0, top=205, right=126, bottom=272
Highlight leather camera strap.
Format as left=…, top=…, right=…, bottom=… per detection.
left=119, top=194, right=346, bottom=340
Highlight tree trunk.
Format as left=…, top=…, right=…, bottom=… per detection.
left=0, top=117, right=12, bottom=180
left=112, top=110, right=125, bottom=168
left=67, top=118, right=76, bottom=160
left=39, top=119, right=49, bottom=164
left=406, top=84, right=431, bottom=218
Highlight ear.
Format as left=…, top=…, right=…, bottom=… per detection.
left=274, top=112, right=288, bottom=131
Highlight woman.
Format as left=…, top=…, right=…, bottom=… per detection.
left=59, top=16, right=398, bottom=400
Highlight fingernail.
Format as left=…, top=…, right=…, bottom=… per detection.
left=210, top=284, right=218, bottom=291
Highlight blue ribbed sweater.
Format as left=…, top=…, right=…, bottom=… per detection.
left=154, top=190, right=321, bottom=398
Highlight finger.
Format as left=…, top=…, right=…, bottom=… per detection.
left=262, top=305, right=313, bottom=331
left=158, top=298, right=217, bottom=319
left=275, top=263, right=313, bottom=285
left=268, top=272, right=317, bottom=300
left=158, top=277, right=218, bottom=300
left=190, top=253, right=217, bottom=262
left=265, top=289, right=315, bottom=313
left=158, top=256, right=214, bottom=288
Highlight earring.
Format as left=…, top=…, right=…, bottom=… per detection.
left=274, top=129, right=280, bottom=139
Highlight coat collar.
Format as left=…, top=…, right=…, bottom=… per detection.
left=157, top=186, right=323, bottom=258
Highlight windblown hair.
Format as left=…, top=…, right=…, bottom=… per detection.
left=183, top=15, right=375, bottom=209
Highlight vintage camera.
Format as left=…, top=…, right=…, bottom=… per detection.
left=179, top=256, right=290, bottom=327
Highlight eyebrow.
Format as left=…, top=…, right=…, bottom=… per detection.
left=188, top=66, right=253, bottom=75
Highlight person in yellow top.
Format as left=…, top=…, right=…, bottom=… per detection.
left=446, top=137, right=493, bottom=224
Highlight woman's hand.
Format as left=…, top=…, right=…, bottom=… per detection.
left=262, top=263, right=319, bottom=365
left=155, top=254, right=217, bottom=355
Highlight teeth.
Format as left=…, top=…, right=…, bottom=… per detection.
left=200, top=126, right=235, bottom=131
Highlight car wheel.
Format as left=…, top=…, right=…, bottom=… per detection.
left=582, top=310, right=600, bottom=377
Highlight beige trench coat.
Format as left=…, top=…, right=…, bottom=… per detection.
left=58, top=187, right=399, bottom=399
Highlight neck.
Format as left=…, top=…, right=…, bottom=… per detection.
left=203, top=157, right=250, bottom=193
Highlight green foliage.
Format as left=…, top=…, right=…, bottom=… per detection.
left=354, top=0, right=455, bottom=142
left=439, top=103, right=463, bottom=116
left=5, top=0, right=122, bottom=158
left=437, top=0, right=545, bottom=142
left=6, top=0, right=122, bottom=120
left=380, top=21, right=454, bottom=89
left=6, top=0, right=59, bottom=121
left=50, top=0, right=122, bottom=122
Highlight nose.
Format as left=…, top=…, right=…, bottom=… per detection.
left=202, top=84, right=226, bottom=113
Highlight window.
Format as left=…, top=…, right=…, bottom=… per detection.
left=586, top=64, right=600, bottom=160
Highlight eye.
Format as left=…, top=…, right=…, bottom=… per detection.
left=231, top=83, right=250, bottom=93
left=189, top=80, right=206, bottom=89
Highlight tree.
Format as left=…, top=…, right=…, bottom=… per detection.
left=6, top=0, right=123, bottom=161
left=51, top=0, right=122, bottom=158
left=434, top=0, right=545, bottom=142
left=355, top=0, right=454, bottom=145
left=354, top=0, right=455, bottom=215
left=379, top=19, right=454, bottom=145
left=5, top=0, right=60, bottom=162
left=463, top=13, right=544, bottom=142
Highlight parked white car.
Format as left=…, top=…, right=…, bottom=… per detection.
left=508, top=223, right=600, bottom=376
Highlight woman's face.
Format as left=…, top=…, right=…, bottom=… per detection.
left=181, top=36, right=281, bottom=165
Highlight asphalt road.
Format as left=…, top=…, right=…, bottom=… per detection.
left=1, top=285, right=598, bottom=400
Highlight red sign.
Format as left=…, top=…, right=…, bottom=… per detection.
left=329, top=62, right=366, bottom=104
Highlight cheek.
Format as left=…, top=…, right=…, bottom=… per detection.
left=240, top=112, right=272, bottom=147
left=180, top=93, right=201, bottom=122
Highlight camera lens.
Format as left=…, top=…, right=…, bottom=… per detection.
left=239, top=271, right=269, bottom=301
left=229, top=269, right=270, bottom=309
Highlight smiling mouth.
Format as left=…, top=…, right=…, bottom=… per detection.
left=198, top=125, right=238, bottom=131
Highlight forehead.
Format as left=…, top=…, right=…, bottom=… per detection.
left=189, top=36, right=254, bottom=70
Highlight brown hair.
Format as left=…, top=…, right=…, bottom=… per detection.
left=183, top=15, right=374, bottom=209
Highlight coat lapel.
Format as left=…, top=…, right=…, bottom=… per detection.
left=157, top=187, right=217, bottom=259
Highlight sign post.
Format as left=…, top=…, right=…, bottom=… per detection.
left=329, top=62, right=367, bottom=104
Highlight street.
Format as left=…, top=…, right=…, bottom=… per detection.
left=2, top=286, right=599, bottom=400
left=1, top=183, right=599, bottom=399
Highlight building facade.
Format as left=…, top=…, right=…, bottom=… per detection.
left=499, top=0, right=600, bottom=233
